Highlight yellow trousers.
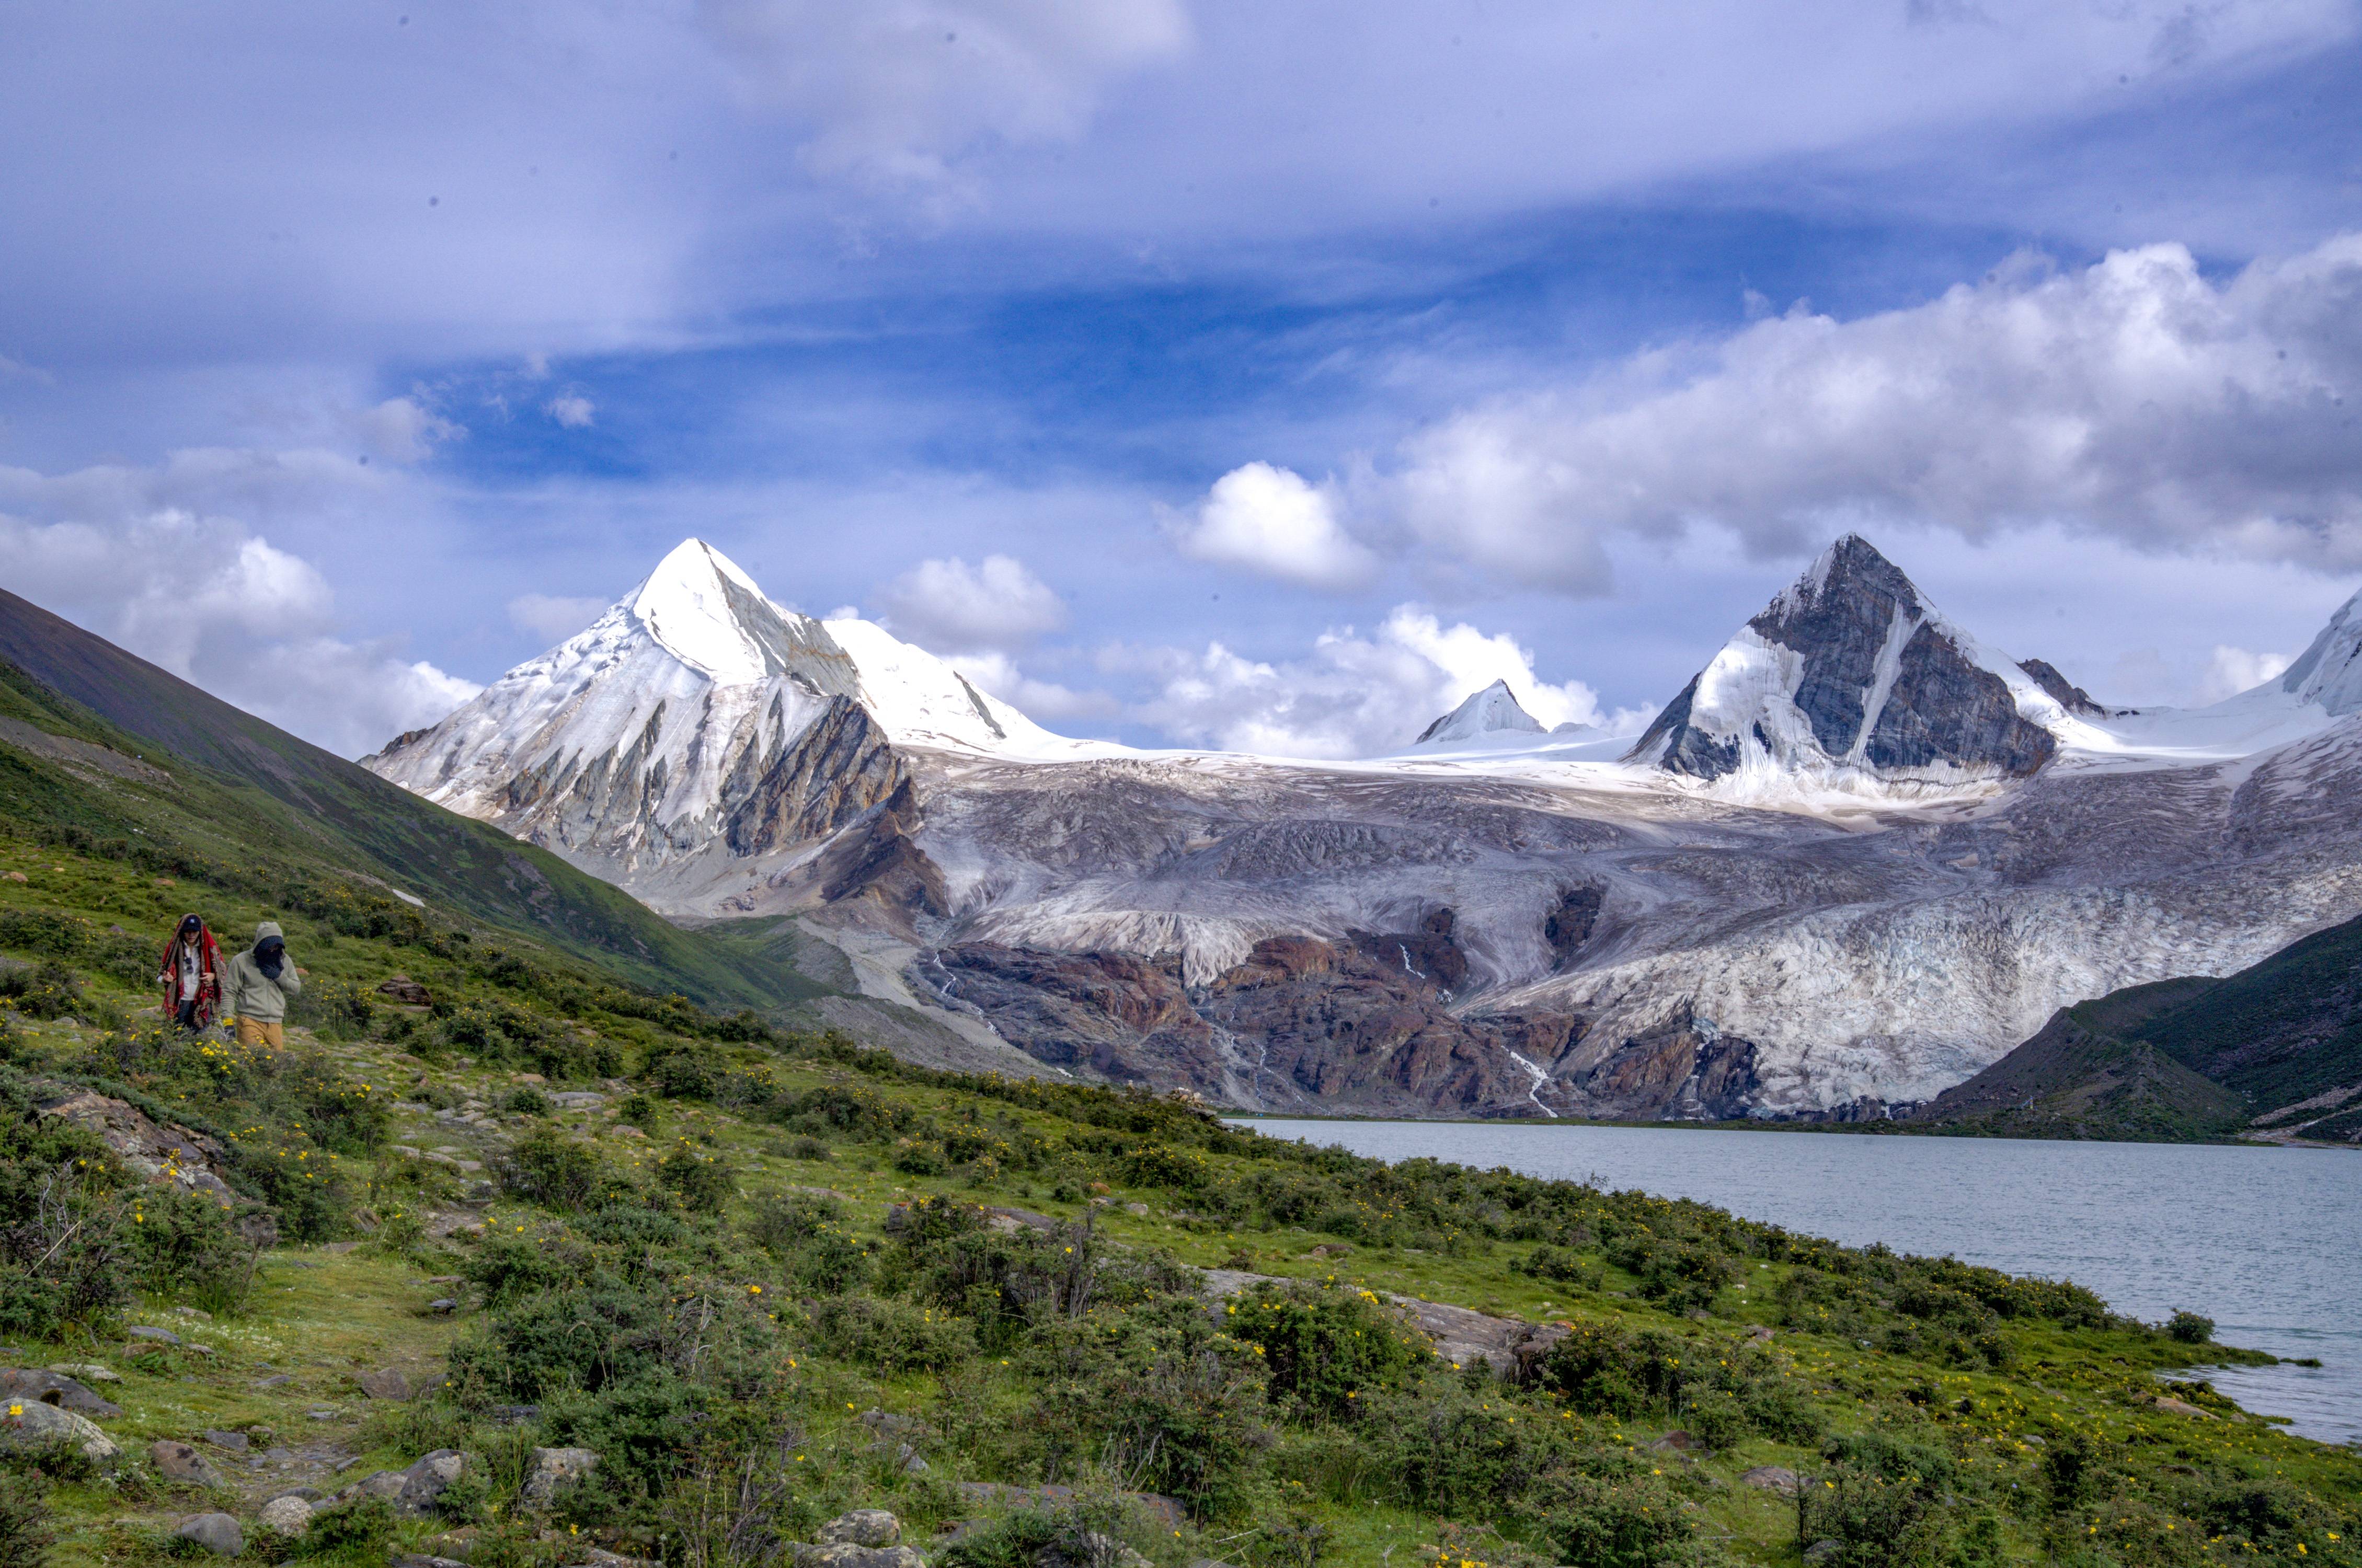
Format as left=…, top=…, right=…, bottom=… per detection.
left=233, top=1018, right=284, bottom=1048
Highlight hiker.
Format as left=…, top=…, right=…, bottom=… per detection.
left=219, top=920, right=302, bottom=1047
left=155, top=913, right=223, bottom=1032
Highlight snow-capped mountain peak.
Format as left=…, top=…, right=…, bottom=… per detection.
left=1414, top=679, right=1548, bottom=745
left=625, top=538, right=850, bottom=686
left=2279, top=586, right=2362, bottom=717
left=1625, top=533, right=2070, bottom=787
left=362, top=537, right=1074, bottom=891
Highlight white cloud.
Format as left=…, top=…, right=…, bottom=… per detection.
left=701, top=0, right=1190, bottom=193
left=0, top=454, right=480, bottom=757
left=945, top=648, right=1120, bottom=723
left=545, top=395, right=597, bottom=429
left=2196, top=644, right=2296, bottom=705
left=1337, top=233, right=2362, bottom=593
left=507, top=593, right=610, bottom=641
left=877, top=553, right=1066, bottom=653
left=1119, top=604, right=1647, bottom=759
left=1179, top=462, right=1378, bottom=591
left=349, top=396, right=463, bottom=464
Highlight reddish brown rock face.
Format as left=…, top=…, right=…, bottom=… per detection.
left=933, top=912, right=1760, bottom=1120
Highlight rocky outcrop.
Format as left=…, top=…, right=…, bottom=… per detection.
left=1544, top=886, right=1602, bottom=970
left=2018, top=659, right=2106, bottom=718
left=931, top=944, right=1222, bottom=1086
left=1203, top=927, right=1538, bottom=1112
left=36, top=1088, right=237, bottom=1207
left=725, top=697, right=908, bottom=857
left=1522, top=1001, right=1761, bottom=1121
left=820, top=778, right=949, bottom=921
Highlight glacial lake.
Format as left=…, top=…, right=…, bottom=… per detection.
left=1231, top=1119, right=2361, bottom=1447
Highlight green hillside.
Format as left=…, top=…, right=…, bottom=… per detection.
left=0, top=586, right=831, bottom=1014
left=1909, top=915, right=2362, bottom=1146
left=1909, top=982, right=2250, bottom=1143
left=2137, top=912, right=2362, bottom=1121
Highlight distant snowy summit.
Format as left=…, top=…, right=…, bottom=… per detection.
left=363, top=538, right=1080, bottom=886
left=1626, top=534, right=2100, bottom=788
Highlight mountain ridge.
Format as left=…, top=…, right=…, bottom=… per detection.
left=348, top=534, right=2362, bottom=1123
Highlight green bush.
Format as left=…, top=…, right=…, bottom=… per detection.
left=0, top=962, right=87, bottom=1022
left=500, top=1086, right=552, bottom=1117
left=809, top=1295, right=977, bottom=1374
left=288, top=1494, right=394, bottom=1558
left=2167, top=1310, right=2214, bottom=1344
left=1232, top=1280, right=1428, bottom=1420
left=499, top=1126, right=612, bottom=1209
left=747, top=1194, right=872, bottom=1295
left=0, top=1467, right=53, bottom=1567
left=1356, top=1382, right=1577, bottom=1518
left=1797, top=1466, right=1937, bottom=1567
left=1524, top=1468, right=1698, bottom=1568
left=124, top=1184, right=253, bottom=1310
left=657, top=1145, right=732, bottom=1214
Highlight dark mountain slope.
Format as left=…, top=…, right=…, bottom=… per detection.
left=2138, top=909, right=2362, bottom=1116
left=0, top=586, right=829, bottom=1011
left=1910, top=980, right=2247, bottom=1142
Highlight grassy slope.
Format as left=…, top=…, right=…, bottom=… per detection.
left=2138, top=913, right=2362, bottom=1117
left=1909, top=983, right=2249, bottom=1143
left=4, top=832, right=2358, bottom=1568
left=0, top=592, right=833, bottom=1014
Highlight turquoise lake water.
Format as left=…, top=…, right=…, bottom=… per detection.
left=1232, top=1119, right=2361, bottom=1447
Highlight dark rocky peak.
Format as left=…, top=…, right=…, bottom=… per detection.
left=1626, top=534, right=2059, bottom=783
left=2017, top=659, right=2107, bottom=719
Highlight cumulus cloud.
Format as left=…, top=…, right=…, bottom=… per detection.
left=1331, top=233, right=2362, bottom=593
left=1119, top=604, right=1648, bottom=759
left=1178, top=462, right=1378, bottom=591
left=507, top=593, right=610, bottom=641
left=944, top=649, right=1120, bottom=723
left=701, top=0, right=1190, bottom=192
left=0, top=455, right=480, bottom=757
left=545, top=395, right=597, bottom=429
left=877, top=552, right=1067, bottom=653
left=2196, top=644, right=2297, bottom=705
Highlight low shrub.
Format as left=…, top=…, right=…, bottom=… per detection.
left=657, top=1145, right=732, bottom=1214
left=2167, top=1310, right=2215, bottom=1344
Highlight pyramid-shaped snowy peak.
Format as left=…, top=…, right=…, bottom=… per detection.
left=363, top=538, right=1056, bottom=880
left=1624, top=535, right=2074, bottom=786
left=1413, top=679, right=1549, bottom=746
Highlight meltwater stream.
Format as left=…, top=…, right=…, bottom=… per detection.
left=1232, top=1120, right=2362, bottom=1447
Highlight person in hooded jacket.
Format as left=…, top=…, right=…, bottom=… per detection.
left=156, top=913, right=223, bottom=1032
left=219, top=920, right=303, bottom=1047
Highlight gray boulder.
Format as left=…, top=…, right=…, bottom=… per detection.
left=0, top=1367, right=121, bottom=1416
left=150, top=1438, right=223, bottom=1485
left=0, top=1402, right=117, bottom=1465
left=343, top=1447, right=476, bottom=1517
left=817, top=1509, right=902, bottom=1548
left=1741, top=1465, right=1802, bottom=1496
left=795, top=1548, right=926, bottom=1568
left=357, top=1367, right=412, bottom=1400
left=173, top=1513, right=244, bottom=1556
left=521, top=1445, right=599, bottom=1507
left=258, top=1494, right=314, bottom=1536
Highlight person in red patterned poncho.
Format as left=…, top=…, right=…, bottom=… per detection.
left=157, top=913, right=222, bottom=1032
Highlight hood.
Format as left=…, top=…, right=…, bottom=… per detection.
left=253, top=921, right=284, bottom=945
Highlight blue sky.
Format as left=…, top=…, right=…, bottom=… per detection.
left=4, top=1, right=2362, bottom=756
